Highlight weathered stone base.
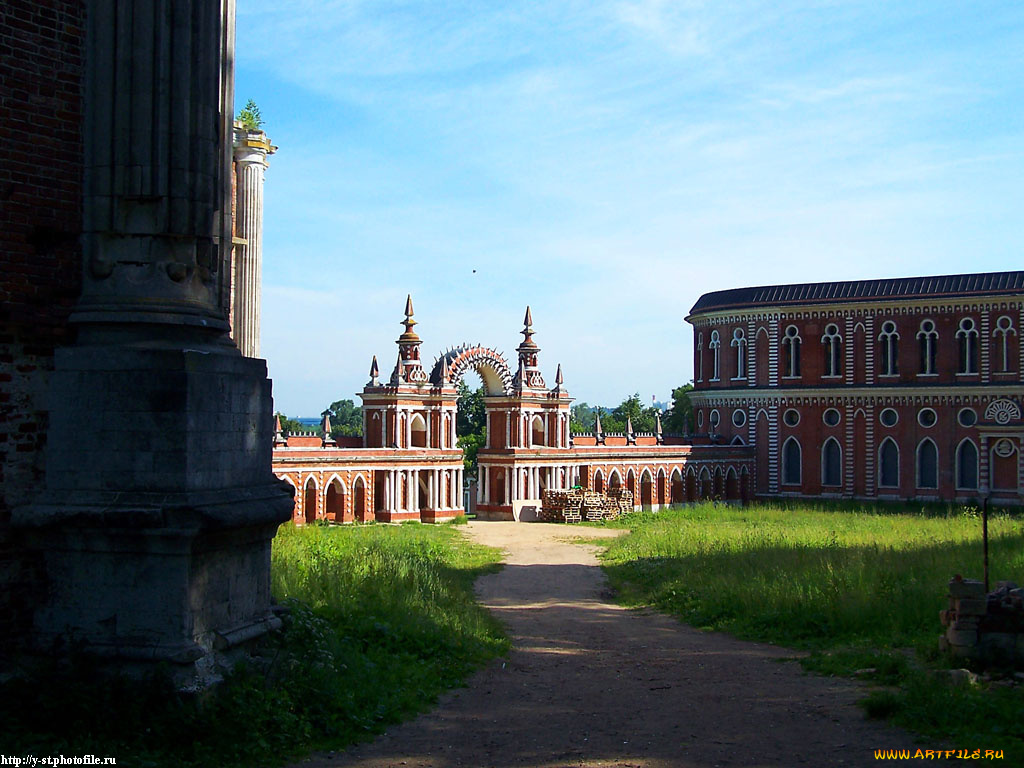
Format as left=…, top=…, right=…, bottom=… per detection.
left=475, top=504, right=515, bottom=521
left=420, top=509, right=462, bottom=523
left=12, top=344, right=293, bottom=686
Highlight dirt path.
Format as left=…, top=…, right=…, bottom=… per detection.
left=297, top=521, right=945, bottom=767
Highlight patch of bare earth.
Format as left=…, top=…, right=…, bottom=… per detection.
left=295, top=521, right=947, bottom=767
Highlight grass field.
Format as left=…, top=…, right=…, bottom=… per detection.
left=0, top=520, right=507, bottom=768
left=597, top=502, right=1024, bottom=759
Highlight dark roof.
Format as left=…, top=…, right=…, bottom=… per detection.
left=689, top=271, right=1024, bottom=315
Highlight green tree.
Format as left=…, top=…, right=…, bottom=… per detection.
left=570, top=402, right=595, bottom=433
left=275, top=412, right=305, bottom=434
left=237, top=98, right=263, bottom=131
left=323, top=399, right=362, bottom=438
left=663, top=383, right=694, bottom=434
left=456, top=380, right=487, bottom=472
left=611, top=393, right=657, bottom=433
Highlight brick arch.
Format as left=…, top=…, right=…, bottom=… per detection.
left=325, top=474, right=347, bottom=522
left=430, top=344, right=514, bottom=395
left=302, top=474, right=319, bottom=524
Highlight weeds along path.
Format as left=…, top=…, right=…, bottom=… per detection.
left=297, top=521, right=944, bottom=768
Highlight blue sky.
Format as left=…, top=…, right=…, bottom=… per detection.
left=235, top=0, right=1024, bottom=417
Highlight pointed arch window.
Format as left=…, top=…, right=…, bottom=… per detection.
left=821, top=323, right=842, bottom=378
left=731, top=328, right=747, bottom=379
left=956, top=318, right=978, bottom=374
left=879, top=437, right=899, bottom=488
left=782, top=325, right=801, bottom=378
left=782, top=437, right=802, bottom=485
left=709, top=330, right=721, bottom=381
left=993, top=316, right=1016, bottom=373
left=696, top=332, right=704, bottom=382
left=821, top=437, right=842, bottom=487
left=916, top=319, right=938, bottom=375
left=878, top=321, right=899, bottom=376
left=956, top=439, right=979, bottom=490
left=916, top=439, right=938, bottom=489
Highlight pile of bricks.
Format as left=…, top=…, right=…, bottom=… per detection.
left=540, top=489, right=629, bottom=523
left=939, top=576, right=1024, bottom=664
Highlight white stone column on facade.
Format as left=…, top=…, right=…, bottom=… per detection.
left=426, top=408, right=432, bottom=448
left=505, top=411, right=512, bottom=448
left=231, top=124, right=275, bottom=358
left=486, top=412, right=492, bottom=448
left=477, top=467, right=483, bottom=503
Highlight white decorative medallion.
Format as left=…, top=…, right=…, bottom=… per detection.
left=983, top=399, right=1021, bottom=425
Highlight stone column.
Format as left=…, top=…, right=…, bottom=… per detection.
left=231, top=125, right=275, bottom=358
left=12, top=0, right=293, bottom=684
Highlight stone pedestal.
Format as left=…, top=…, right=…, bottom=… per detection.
left=9, top=0, right=293, bottom=685
left=13, top=347, right=292, bottom=681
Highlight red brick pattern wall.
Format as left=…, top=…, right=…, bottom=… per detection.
left=0, top=0, right=85, bottom=650
left=690, top=298, right=1024, bottom=504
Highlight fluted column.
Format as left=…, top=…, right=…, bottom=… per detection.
left=231, top=126, right=275, bottom=357
left=13, top=0, right=293, bottom=683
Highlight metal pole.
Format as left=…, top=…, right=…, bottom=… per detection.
left=983, top=494, right=990, bottom=593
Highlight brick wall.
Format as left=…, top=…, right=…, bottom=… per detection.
left=0, top=0, right=84, bottom=651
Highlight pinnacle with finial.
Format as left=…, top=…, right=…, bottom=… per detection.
left=555, top=363, right=563, bottom=385
left=626, top=415, right=634, bottom=434
left=524, top=306, right=533, bottom=329
left=370, top=355, right=379, bottom=377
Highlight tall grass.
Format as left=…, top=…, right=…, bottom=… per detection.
left=602, top=503, right=1024, bottom=650
left=599, top=502, right=1024, bottom=759
left=0, top=521, right=507, bottom=767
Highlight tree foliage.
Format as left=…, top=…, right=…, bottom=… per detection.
left=663, top=383, right=694, bottom=434
left=570, top=402, right=595, bottom=433
left=324, top=399, right=362, bottom=438
left=237, top=98, right=264, bottom=131
left=456, top=380, right=487, bottom=472
left=275, top=412, right=305, bottom=435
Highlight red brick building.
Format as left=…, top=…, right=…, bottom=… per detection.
left=273, top=300, right=755, bottom=523
left=687, top=272, right=1024, bottom=506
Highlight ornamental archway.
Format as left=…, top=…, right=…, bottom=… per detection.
left=429, top=344, right=515, bottom=395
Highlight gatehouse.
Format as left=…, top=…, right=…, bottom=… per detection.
left=271, top=298, right=754, bottom=523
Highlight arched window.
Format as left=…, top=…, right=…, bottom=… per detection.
left=993, top=316, right=1016, bottom=373
left=821, top=437, right=841, bottom=487
left=303, top=476, right=318, bottom=524
left=956, top=318, right=978, bottom=374
left=696, top=332, right=704, bottom=382
left=410, top=413, right=427, bottom=448
left=709, top=330, right=721, bottom=381
left=916, top=439, right=938, bottom=489
left=916, top=319, right=938, bottom=375
left=731, top=328, right=747, bottom=379
left=956, top=439, right=979, bottom=490
left=878, top=437, right=899, bottom=488
left=782, top=437, right=801, bottom=485
left=531, top=415, right=544, bottom=447
left=782, top=325, right=801, bottom=378
left=878, top=321, right=899, bottom=376
left=821, top=323, right=842, bottom=378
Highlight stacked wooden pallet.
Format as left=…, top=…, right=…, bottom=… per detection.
left=541, top=488, right=630, bottom=523
left=540, top=489, right=582, bottom=523
left=606, top=488, right=634, bottom=516
left=581, top=490, right=619, bottom=522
